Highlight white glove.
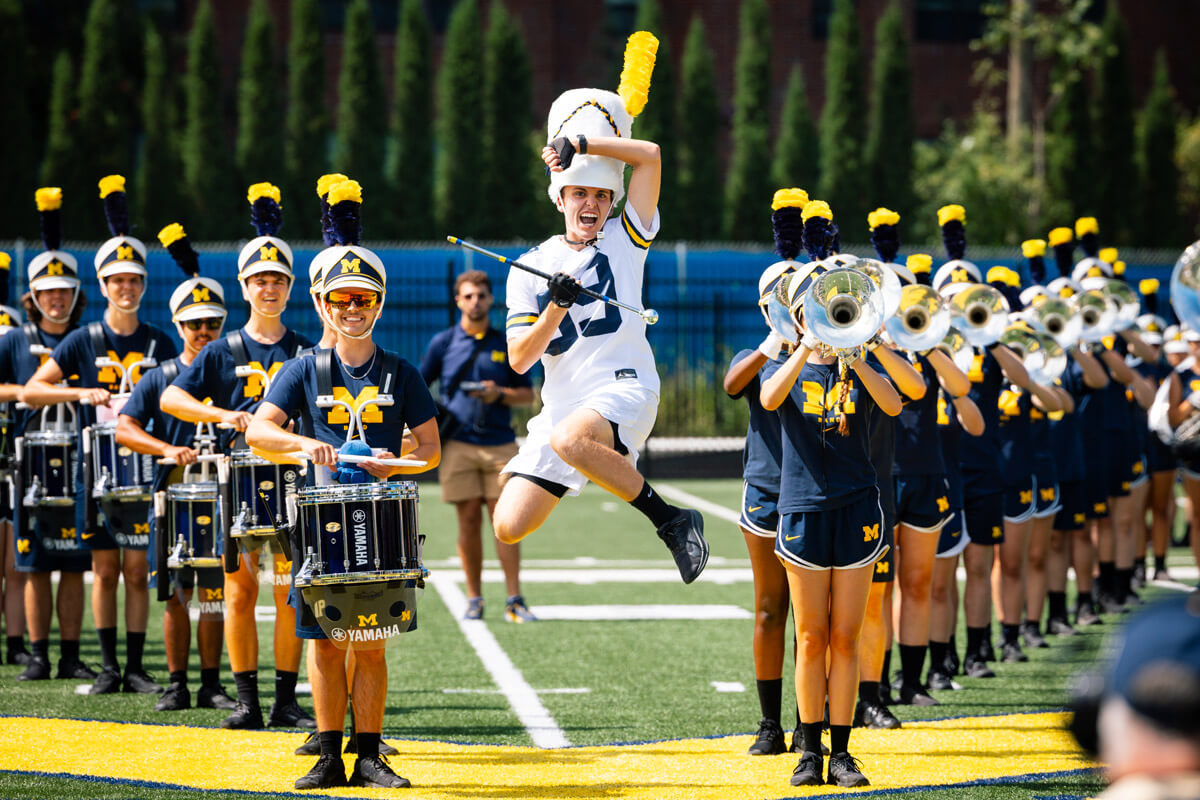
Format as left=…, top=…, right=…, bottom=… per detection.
left=800, top=330, right=820, bottom=352
left=758, top=331, right=786, bottom=360
left=1187, top=390, right=1200, bottom=410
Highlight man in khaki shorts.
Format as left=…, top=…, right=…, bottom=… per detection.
left=421, top=271, right=535, bottom=621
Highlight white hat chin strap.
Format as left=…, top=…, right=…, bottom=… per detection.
left=32, top=287, right=80, bottom=322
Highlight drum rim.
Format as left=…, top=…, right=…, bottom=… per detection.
left=298, top=481, right=419, bottom=502
left=166, top=482, right=221, bottom=498
left=229, top=449, right=275, bottom=467
left=23, top=431, right=76, bottom=444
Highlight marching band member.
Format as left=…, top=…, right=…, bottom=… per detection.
left=115, top=225, right=236, bottom=712
left=0, top=255, right=30, bottom=667
left=247, top=179, right=440, bottom=789
left=1132, top=281, right=1175, bottom=583
left=25, top=176, right=178, bottom=695
left=3, top=190, right=93, bottom=682
left=160, top=184, right=315, bottom=729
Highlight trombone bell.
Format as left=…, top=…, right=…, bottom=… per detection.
left=803, top=268, right=885, bottom=350
left=946, top=284, right=1009, bottom=348
left=885, top=284, right=951, bottom=352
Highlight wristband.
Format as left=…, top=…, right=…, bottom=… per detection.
left=577, top=134, right=588, bottom=155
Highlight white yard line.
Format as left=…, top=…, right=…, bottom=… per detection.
left=428, top=572, right=570, bottom=749
left=529, top=604, right=752, bottom=621
left=654, top=482, right=743, bottom=525
left=477, top=567, right=753, bottom=585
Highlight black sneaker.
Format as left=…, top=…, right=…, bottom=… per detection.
left=89, top=667, right=122, bottom=695
left=790, top=752, right=824, bottom=786
left=926, top=668, right=955, bottom=691
left=155, top=683, right=191, bottom=711
left=877, top=683, right=896, bottom=707
left=197, top=684, right=239, bottom=710
left=788, top=729, right=829, bottom=755
left=1096, top=592, right=1126, bottom=615
left=747, top=718, right=786, bottom=755
left=295, top=732, right=320, bottom=756
left=6, top=649, right=32, bottom=666
left=1000, top=641, right=1028, bottom=663
left=124, top=669, right=164, bottom=694
left=981, top=638, right=996, bottom=662
left=344, top=736, right=399, bottom=755
left=897, top=682, right=939, bottom=706
left=853, top=700, right=901, bottom=729
left=1046, top=616, right=1077, bottom=636
left=963, top=655, right=995, bottom=678
left=221, top=702, right=264, bottom=730
left=1152, top=566, right=1172, bottom=582
left=269, top=700, right=317, bottom=729
left=16, top=657, right=50, bottom=681
left=56, top=658, right=98, bottom=680
left=295, top=755, right=347, bottom=790
left=827, top=751, right=870, bottom=787
left=1132, top=562, right=1146, bottom=590
left=656, top=509, right=709, bottom=584
left=1021, top=622, right=1049, bottom=649
left=349, top=755, right=411, bottom=788
left=1075, top=601, right=1101, bottom=627
left=945, top=645, right=961, bottom=676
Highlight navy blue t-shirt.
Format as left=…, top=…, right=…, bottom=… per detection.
left=173, top=328, right=313, bottom=415
left=1029, top=399, right=1058, bottom=488
left=959, top=348, right=1004, bottom=494
left=1048, top=359, right=1090, bottom=484
left=937, top=391, right=964, bottom=508
left=996, top=385, right=1033, bottom=487
left=0, top=324, right=75, bottom=434
left=728, top=349, right=782, bottom=491
left=893, top=354, right=945, bottom=476
left=263, top=349, right=437, bottom=486
left=121, top=357, right=198, bottom=492
left=420, top=325, right=532, bottom=446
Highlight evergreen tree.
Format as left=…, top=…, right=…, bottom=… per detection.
left=77, top=0, right=135, bottom=199
left=1093, top=2, right=1136, bottom=243
left=332, top=0, right=388, bottom=236
left=1137, top=51, right=1179, bottom=245
left=772, top=65, right=820, bottom=194
left=236, top=0, right=283, bottom=190
left=819, top=0, right=869, bottom=230
left=41, top=52, right=91, bottom=227
left=480, top=1, right=534, bottom=240
left=182, top=0, right=235, bottom=239
left=387, top=0, right=432, bottom=240
left=630, top=0, right=677, bottom=230
left=677, top=16, right=721, bottom=240
left=864, top=0, right=914, bottom=222
left=1044, top=66, right=1093, bottom=226
left=135, top=21, right=186, bottom=233
left=284, top=0, right=328, bottom=240
left=723, top=0, right=772, bottom=239
left=0, top=0, right=35, bottom=239
left=434, top=0, right=483, bottom=235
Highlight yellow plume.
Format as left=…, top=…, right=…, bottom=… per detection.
left=157, top=223, right=186, bottom=247
left=987, top=266, right=1015, bottom=285
left=906, top=253, right=932, bottom=273
left=1114, top=261, right=1126, bottom=276
left=771, top=188, right=809, bottom=211
left=35, top=187, right=62, bottom=212
left=1022, top=239, right=1047, bottom=258
left=1140, top=278, right=1160, bottom=296
left=247, top=182, right=282, bottom=205
left=0, top=252, right=10, bottom=270
left=1074, top=217, right=1099, bottom=237
left=328, top=180, right=363, bottom=206
left=98, top=175, right=126, bottom=199
left=937, top=204, right=965, bottom=227
left=868, top=208, right=900, bottom=229
left=1048, top=227, right=1073, bottom=247
left=618, top=31, right=658, bottom=118
left=317, top=173, right=350, bottom=198
left=801, top=200, right=832, bottom=222
left=1099, top=247, right=1118, bottom=264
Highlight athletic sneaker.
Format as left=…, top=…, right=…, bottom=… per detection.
left=963, top=656, right=995, bottom=679
left=197, top=684, right=238, bottom=710
left=124, top=669, right=164, bottom=694
left=56, top=658, right=98, bottom=680
left=349, top=755, right=411, bottom=788
left=897, top=682, right=939, bottom=706
left=463, top=596, right=484, bottom=621
left=1000, top=641, right=1028, bottom=664
left=790, top=752, right=824, bottom=786
left=656, top=509, right=709, bottom=584
left=269, top=700, right=317, bottom=729
left=1152, top=566, right=1172, bottom=582
left=1132, top=562, right=1146, bottom=590
left=1020, top=622, right=1049, bottom=649
left=295, top=755, right=347, bottom=789
left=788, top=729, right=830, bottom=755
left=295, top=732, right=320, bottom=756
left=1096, top=592, right=1126, bottom=615
left=1075, top=601, right=1101, bottom=627
left=155, top=683, right=191, bottom=711
left=505, top=595, right=538, bottom=623
left=344, top=736, right=400, bottom=756
left=925, top=668, right=955, bottom=691
left=747, top=718, right=786, bottom=755
left=221, top=702, right=264, bottom=730
left=16, top=657, right=50, bottom=681
left=89, top=667, right=122, bottom=694
left=853, top=700, right=900, bottom=729
left=1046, top=616, right=1077, bottom=636
left=827, top=751, right=870, bottom=787
left=6, top=648, right=32, bottom=666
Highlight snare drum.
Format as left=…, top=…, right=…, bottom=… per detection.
left=166, top=482, right=222, bottom=569
left=18, top=430, right=77, bottom=507
left=89, top=421, right=153, bottom=501
left=229, top=450, right=299, bottom=537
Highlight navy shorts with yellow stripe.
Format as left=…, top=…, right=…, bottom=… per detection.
left=14, top=506, right=91, bottom=574
left=872, top=524, right=894, bottom=583
left=739, top=481, right=780, bottom=538
left=1106, top=441, right=1136, bottom=498
left=1033, top=480, right=1061, bottom=519
left=1146, top=434, right=1176, bottom=474
left=936, top=509, right=969, bottom=558
left=1124, top=454, right=1148, bottom=490
left=1053, top=480, right=1088, bottom=532
left=895, top=474, right=952, bottom=531
left=1003, top=476, right=1036, bottom=523
left=964, top=490, right=1004, bottom=545
left=776, top=493, right=886, bottom=571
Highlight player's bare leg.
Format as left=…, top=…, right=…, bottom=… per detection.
left=1148, top=471, right=1174, bottom=579
left=856, top=581, right=896, bottom=726
left=1023, top=515, right=1052, bottom=647
left=268, top=552, right=311, bottom=729
left=896, top=524, right=940, bottom=703
left=1, top=521, right=28, bottom=663
left=493, top=480, right=560, bottom=545
left=222, top=551, right=263, bottom=728
left=962, top=543, right=995, bottom=677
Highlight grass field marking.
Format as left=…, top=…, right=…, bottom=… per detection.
left=443, top=687, right=592, bottom=694
left=427, top=556, right=752, bottom=568
left=478, top=567, right=753, bottom=584
left=427, top=572, right=571, bottom=749
left=710, top=681, right=745, bottom=693
left=654, top=482, right=743, bottom=525
left=530, top=604, right=752, bottom=620
left=1150, top=577, right=1196, bottom=593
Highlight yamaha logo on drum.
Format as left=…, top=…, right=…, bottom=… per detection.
left=284, top=470, right=296, bottom=484
left=353, top=508, right=368, bottom=567
left=330, top=627, right=347, bottom=641
left=352, top=509, right=366, bottom=524
left=325, top=521, right=341, bottom=533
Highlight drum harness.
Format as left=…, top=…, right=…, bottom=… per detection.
left=14, top=322, right=81, bottom=508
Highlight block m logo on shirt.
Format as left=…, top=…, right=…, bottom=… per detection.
left=242, top=361, right=286, bottom=400
left=97, top=351, right=148, bottom=391
left=327, top=386, right=384, bottom=429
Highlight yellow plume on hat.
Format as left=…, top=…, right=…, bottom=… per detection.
left=98, top=175, right=125, bottom=199
left=618, top=31, right=658, bottom=118
left=868, top=208, right=900, bottom=229
left=1022, top=239, right=1047, bottom=258
left=0, top=252, right=10, bottom=269
left=906, top=253, right=932, bottom=273
left=247, top=182, right=282, bottom=205
left=1099, top=247, right=1118, bottom=264
left=1074, top=217, right=1099, bottom=237
left=328, top=180, right=363, bottom=206
left=1140, top=278, right=1160, bottom=295
left=35, top=187, right=62, bottom=212
left=157, top=223, right=186, bottom=247
left=987, top=266, right=1017, bottom=286
left=317, top=173, right=349, bottom=198
left=1114, top=261, right=1126, bottom=276
left=1048, top=227, right=1073, bottom=247
left=771, top=188, right=809, bottom=211
left=801, top=200, right=832, bottom=222
left=937, top=204, right=965, bottom=227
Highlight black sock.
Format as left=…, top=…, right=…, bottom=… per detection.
left=1076, top=589, right=1092, bottom=607
left=98, top=627, right=119, bottom=670
left=756, top=678, right=782, bottom=724
left=858, top=680, right=879, bottom=705
left=1002, top=623, right=1020, bottom=645
left=829, top=724, right=851, bottom=754
left=899, top=644, right=926, bottom=687
left=6, top=634, right=27, bottom=657
left=1155, top=554, right=1167, bottom=572
left=1048, top=591, right=1067, bottom=620
left=929, top=641, right=948, bottom=673
left=356, top=731, right=380, bottom=757
left=201, top=667, right=221, bottom=689
left=31, top=639, right=49, bottom=662
left=966, top=626, right=985, bottom=657
left=169, top=669, right=187, bottom=687
left=275, top=669, right=298, bottom=707
left=1098, top=561, right=1115, bottom=595
left=948, top=633, right=957, bottom=659
left=630, top=481, right=679, bottom=529
left=319, top=730, right=342, bottom=757
left=126, top=631, right=146, bottom=673
left=233, top=670, right=260, bottom=710
left=1117, top=567, right=1132, bottom=598
left=61, top=639, right=80, bottom=663
left=881, top=648, right=893, bottom=686
left=800, top=721, right=824, bottom=756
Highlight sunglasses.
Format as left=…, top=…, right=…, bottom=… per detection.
left=181, top=318, right=224, bottom=331
left=326, top=290, right=380, bottom=310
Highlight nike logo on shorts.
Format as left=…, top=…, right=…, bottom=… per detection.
left=747, top=506, right=762, bottom=513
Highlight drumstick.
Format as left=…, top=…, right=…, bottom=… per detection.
left=157, top=453, right=226, bottom=466
left=15, top=396, right=93, bottom=410
left=284, top=451, right=427, bottom=468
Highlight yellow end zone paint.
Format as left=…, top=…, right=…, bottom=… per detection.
left=0, top=712, right=1091, bottom=799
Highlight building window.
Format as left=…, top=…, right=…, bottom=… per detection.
left=915, top=0, right=985, bottom=42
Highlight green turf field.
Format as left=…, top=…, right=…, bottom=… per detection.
left=0, top=478, right=1191, bottom=799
